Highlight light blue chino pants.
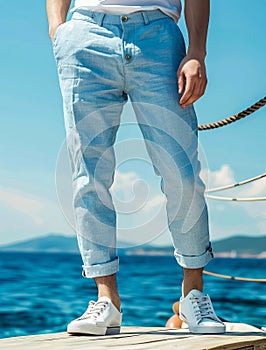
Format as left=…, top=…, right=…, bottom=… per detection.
left=53, top=9, right=213, bottom=278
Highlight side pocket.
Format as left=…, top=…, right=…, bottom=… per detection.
left=53, top=20, right=77, bottom=65
left=53, top=23, right=70, bottom=65
left=53, top=22, right=66, bottom=61
left=53, top=21, right=70, bottom=48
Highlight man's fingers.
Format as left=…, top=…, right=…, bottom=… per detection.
left=179, top=76, right=196, bottom=106
left=180, top=76, right=206, bottom=108
left=177, top=57, right=208, bottom=108
left=181, top=88, right=202, bottom=107
left=178, top=72, right=185, bottom=94
left=189, top=79, right=204, bottom=101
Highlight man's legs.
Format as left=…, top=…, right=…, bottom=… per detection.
left=53, top=8, right=224, bottom=334
left=95, top=274, right=120, bottom=311
left=53, top=11, right=126, bottom=334
left=124, top=12, right=224, bottom=333
left=125, top=17, right=213, bottom=272
left=182, top=268, right=203, bottom=297
left=129, top=100, right=212, bottom=293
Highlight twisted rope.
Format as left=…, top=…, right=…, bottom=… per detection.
left=198, top=100, right=266, bottom=283
left=198, top=96, right=266, bottom=131
left=203, top=270, right=266, bottom=283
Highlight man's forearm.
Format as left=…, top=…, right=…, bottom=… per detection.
left=184, top=0, right=210, bottom=58
left=46, top=0, right=71, bottom=39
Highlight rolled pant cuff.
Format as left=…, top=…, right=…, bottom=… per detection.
left=82, top=257, right=119, bottom=278
left=174, top=246, right=213, bottom=269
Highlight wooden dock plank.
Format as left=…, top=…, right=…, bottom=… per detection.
left=0, top=323, right=265, bottom=350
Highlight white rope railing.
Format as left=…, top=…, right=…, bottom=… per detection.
left=205, top=194, right=266, bottom=202
left=205, top=172, right=266, bottom=202
left=206, top=173, right=266, bottom=193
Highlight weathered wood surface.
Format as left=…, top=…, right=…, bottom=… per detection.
left=1, top=323, right=265, bottom=350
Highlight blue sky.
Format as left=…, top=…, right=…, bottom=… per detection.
left=0, top=1, right=265, bottom=246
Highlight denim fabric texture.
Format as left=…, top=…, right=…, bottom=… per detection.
left=53, top=9, right=213, bottom=278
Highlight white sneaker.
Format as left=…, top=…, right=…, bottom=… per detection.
left=179, top=289, right=225, bottom=334
left=67, top=297, right=122, bottom=335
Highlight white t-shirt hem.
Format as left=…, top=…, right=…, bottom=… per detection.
left=71, top=2, right=181, bottom=23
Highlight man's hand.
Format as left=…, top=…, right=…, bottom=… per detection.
left=179, top=0, right=210, bottom=108
left=49, top=22, right=64, bottom=42
left=177, top=55, right=207, bottom=108
left=46, top=0, right=71, bottom=42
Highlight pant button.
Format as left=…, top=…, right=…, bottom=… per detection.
left=122, top=16, right=128, bottom=22
left=125, top=54, right=131, bottom=61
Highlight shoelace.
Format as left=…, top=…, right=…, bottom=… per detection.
left=78, top=300, right=108, bottom=320
left=190, top=295, right=217, bottom=324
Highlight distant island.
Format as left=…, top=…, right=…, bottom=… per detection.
left=0, top=233, right=265, bottom=258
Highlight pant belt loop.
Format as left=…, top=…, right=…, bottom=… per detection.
left=96, top=12, right=105, bottom=26
left=141, top=11, right=150, bottom=25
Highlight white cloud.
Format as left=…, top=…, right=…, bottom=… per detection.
left=201, top=164, right=235, bottom=189
left=204, top=165, right=266, bottom=236
left=238, top=176, right=266, bottom=197
left=110, top=168, right=266, bottom=244
left=0, top=189, right=44, bottom=225
left=111, top=170, right=166, bottom=213
left=236, top=176, right=266, bottom=219
left=111, top=171, right=140, bottom=192
left=110, top=170, right=169, bottom=245
left=203, top=165, right=266, bottom=198
left=0, top=186, right=75, bottom=245
left=142, top=194, right=166, bottom=212
left=110, top=170, right=143, bottom=205
left=1, top=164, right=265, bottom=246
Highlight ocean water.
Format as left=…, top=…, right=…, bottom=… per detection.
left=0, top=252, right=265, bottom=338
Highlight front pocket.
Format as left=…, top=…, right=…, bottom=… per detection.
left=53, top=22, right=66, bottom=44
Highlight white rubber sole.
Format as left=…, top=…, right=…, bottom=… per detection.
left=67, top=326, right=121, bottom=335
left=67, top=325, right=121, bottom=336
left=189, top=324, right=226, bottom=334
left=180, top=314, right=226, bottom=334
